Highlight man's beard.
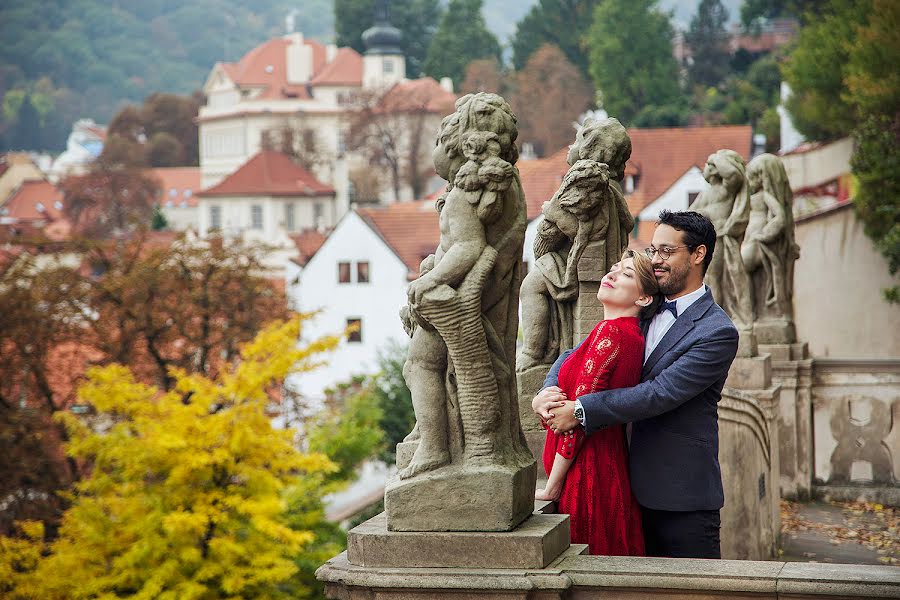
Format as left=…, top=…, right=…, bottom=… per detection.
left=657, top=263, right=690, bottom=296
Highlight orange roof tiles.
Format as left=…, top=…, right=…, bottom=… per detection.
left=2, top=180, right=64, bottom=222
left=198, top=150, right=334, bottom=198
left=516, top=124, right=753, bottom=220
left=218, top=36, right=329, bottom=101
left=311, top=47, right=363, bottom=86
left=149, top=167, right=201, bottom=208
left=290, top=228, right=329, bottom=265
left=357, top=200, right=440, bottom=276
left=379, top=78, right=457, bottom=114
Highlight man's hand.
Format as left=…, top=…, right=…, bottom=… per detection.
left=532, top=386, right=567, bottom=419
left=547, top=400, right=579, bottom=434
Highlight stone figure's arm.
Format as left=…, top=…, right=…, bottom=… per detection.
left=414, top=200, right=486, bottom=293
left=533, top=217, right=566, bottom=258
left=613, top=187, right=635, bottom=233
left=578, top=326, right=739, bottom=435
left=758, top=191, right=786, bottom=242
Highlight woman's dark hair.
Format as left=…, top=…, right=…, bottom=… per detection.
left=657, top=210, right=716, bottom=274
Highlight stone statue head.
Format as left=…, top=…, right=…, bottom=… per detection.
left=747, top=153, right=793, bottom=206
left=433, top=93, right=518, bottom=182
left=703, top=149, right=746, bottom=193
left=566, top=117, right=631, bottom=181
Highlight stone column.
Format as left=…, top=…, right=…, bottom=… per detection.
left=720, top=354, right=782, bottom=560
left=572, top=240, right=606, bottom=345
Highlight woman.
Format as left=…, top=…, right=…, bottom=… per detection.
left=532, top=249, right=660, bottom=556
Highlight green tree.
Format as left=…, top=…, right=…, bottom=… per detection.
left=685, top=0, right=732, bottom=89
left=0, top=318, right=350, bottom=599
left=510, top=0, right=601, bottom=79
left=423, top=0, right=502, bottom=89
left=368, top=341, right=414, bottom=465
left=587, top=0, right=686, bottom=126
left=8, top=94, right=40, bottom=150
left=334, top=0, right=443, bottom=79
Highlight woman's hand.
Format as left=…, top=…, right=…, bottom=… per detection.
left=532, top=386, right=567, bottom=420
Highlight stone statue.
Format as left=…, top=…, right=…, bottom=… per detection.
left=742, top=153, right=799, bottom=344
left=691, top=149, right=756, bottom=356
left=387, top=93, right=535, bottom=532
left=518, top=117, right=634, bottom=369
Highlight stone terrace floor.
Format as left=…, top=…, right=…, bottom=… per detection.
left=780, top=499, right=899, bottom=566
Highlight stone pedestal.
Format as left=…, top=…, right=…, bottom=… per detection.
left=760, top=342, right=813, bottom=500
left=384, top=461, right=535, bottom=532
left=348, top=512, right=572, bottom=569
left=720, top=354, right=781, bottom=560
left=516, top=365, right=551, bottom=478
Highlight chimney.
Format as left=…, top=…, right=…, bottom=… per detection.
left=440, top=77, right=453, bottom=93
left=285, top=32, right=312, bottom=84
left=326, top=44, right=338, bottom=63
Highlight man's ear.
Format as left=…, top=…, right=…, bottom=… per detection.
left=693, top=244, right=707, bottom=266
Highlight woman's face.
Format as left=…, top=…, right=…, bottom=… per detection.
left=597, top=257, right=646, bottom=310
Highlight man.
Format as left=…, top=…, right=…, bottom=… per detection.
left=538, top=210, right=739, bottom=558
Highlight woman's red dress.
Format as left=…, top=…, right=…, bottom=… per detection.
left=542, top=316, right=645, bottom=556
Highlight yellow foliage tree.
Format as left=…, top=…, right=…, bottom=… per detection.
left=2, top=316, right=351, bottom=599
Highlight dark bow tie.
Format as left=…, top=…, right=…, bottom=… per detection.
left=658, top=300, right=678, bottom=318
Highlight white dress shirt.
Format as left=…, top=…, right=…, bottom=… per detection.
left=643, top=284, right=707, bottom=363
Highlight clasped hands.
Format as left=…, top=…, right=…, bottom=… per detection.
left=532, top=386, right=579, bottom=434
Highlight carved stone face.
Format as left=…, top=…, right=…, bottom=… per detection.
left=433, top=139, right=453, bottom=181
left=747, top=165, right=762, bottom=194
left=703, top=154, right=720, bottom=183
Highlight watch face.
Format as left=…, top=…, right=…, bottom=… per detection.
left=574, top=407, right=584, bottom=419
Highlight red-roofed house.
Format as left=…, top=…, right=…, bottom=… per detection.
left=198, top=20, right=456, bottom=217
left=150, top=166, right=202, bottom=230
left=196, top=149, right=336, bottom=238
left=286, top=200, right=440, bottom=399
left=518, top=124, right=753, bottom=266
left=0, top=180, right=70, bottom=240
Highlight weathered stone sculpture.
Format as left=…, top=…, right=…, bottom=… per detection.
left=691, top=149, right=757, bottom=356
left=742, top=153, right=800, bottom=344
left=518, top=117, right=634, bottom=369
left=387, top=93, right=535, bottom=531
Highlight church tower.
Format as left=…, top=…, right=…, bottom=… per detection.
left=361, top=0, right=406, bottom=88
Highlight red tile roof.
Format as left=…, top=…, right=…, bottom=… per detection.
left=379, top=78, right=457, bottom=114
left=149, top=167, right=201, bottom=208
left=290, top=228, right=329, bottom=265
left=311, top=47, right=363, bottom=86
left=2, top=180, right=64, bottom=221
left=357, top=200, right=440, bottom=277
left=218, top=36, right=329, bottom=101
left=517, top=124, right=753, bottom=220
left=198, top=150, right=334, bottom=198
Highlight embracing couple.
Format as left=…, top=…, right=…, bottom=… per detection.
left=531, top=209, right=739, bottom=559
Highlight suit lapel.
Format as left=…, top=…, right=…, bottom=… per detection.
left=642, top=289, right=714, bottom=378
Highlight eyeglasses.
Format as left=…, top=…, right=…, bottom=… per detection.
left=644, top=245, right=691, bottom=260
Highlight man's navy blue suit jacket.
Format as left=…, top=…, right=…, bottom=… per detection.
left=542, top=288, right=739, bottom=511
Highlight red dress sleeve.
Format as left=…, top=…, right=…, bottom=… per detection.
left=551, top=320, right=623, bottom=460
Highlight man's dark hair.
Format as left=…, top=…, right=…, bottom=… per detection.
left=657, top=210, right=716, bottom=274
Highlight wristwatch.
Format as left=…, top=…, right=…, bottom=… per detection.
left=573, top=404, right=584, bottom=423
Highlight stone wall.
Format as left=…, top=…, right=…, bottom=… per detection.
left=810, top=358, right=900, bottom=505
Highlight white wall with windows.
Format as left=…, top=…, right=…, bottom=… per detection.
left=286, top=210, right=410, bottom=401
left=197, top=194, right=337, bottom=238
left=638, top=167, right=709, bottom=224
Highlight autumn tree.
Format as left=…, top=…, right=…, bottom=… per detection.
left=422, top=0, right=502, bottom=89
left=510, top=44, right=593, bottom=157
left=60, top=164, right=159, bottom=237
left=460, top=58, right=508, bottom=96
left=685, top=0, right=732, bottom=90
left=262, top=123, right=326, bottom=174
left=334, top=0, right=443, bottom=79
left=0, top=318, right=366, bottom=599
left=347, top=85, right=449, bottom=201
left=587, top=0, right=686, bottom=126
left=511, top=0, right=601, bottom=79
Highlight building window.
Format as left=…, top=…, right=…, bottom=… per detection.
left=347, top=318, right=362, bottom=343
left=251, top=205, right=263, bottom=229
left=210, top=205, right=222, bottom=230
left=357, top=261, right=370, bottom=283
left=314, top=202, right=324, bottom=224
left=383, top=58, right=394, bottom=74
left=337, top=130, right=347, bottom=154
left=338, top=261, right=351, bottom=283
left=285, top=203, right=295, bottom=231
left=625, top=175, right=635, bottom=194
left=688, top=191, right=700, bottom=206
left=631, top=216, right=640, bottom=239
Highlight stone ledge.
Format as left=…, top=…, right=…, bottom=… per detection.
left=317, top=551, right=900, bottom=600
left=348, top=512, right=571, bottom=569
